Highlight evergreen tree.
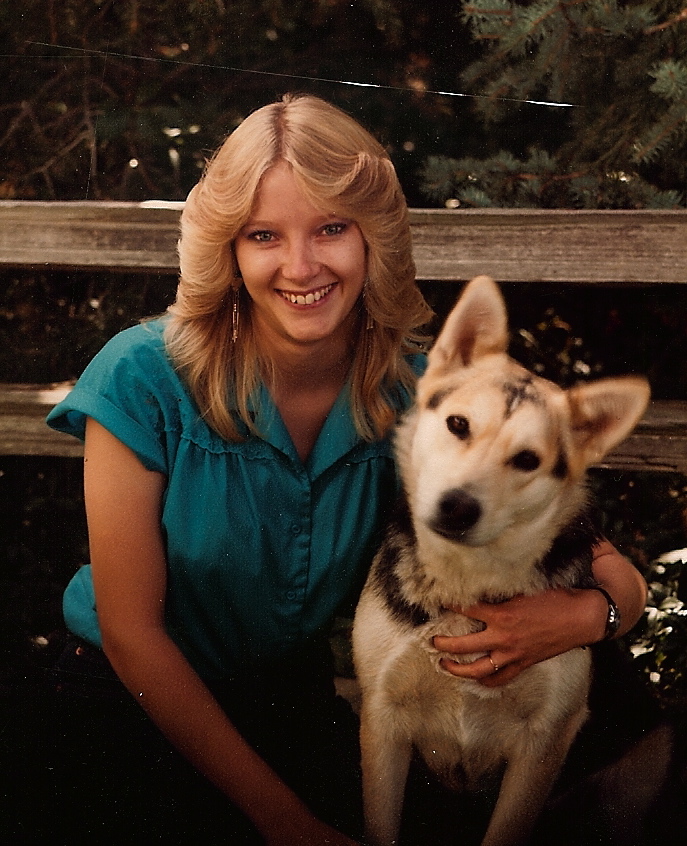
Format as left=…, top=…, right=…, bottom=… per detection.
left=421, top=0, right=687, bottom=208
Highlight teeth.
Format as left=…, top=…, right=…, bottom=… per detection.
left=281, top=284, right=333, bottom=305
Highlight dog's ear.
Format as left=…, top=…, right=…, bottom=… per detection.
left=566, top=377, right=650, bottom=470
left=428, top=275, right=508, bottom=371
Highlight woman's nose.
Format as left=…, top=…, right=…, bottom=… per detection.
left=282, top=238, right=319, bottom=281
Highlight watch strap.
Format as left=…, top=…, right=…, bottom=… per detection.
left=593, top=586, right=621, bottom=640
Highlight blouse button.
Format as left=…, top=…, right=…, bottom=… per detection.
left=290, top=524, right=301, bottom=536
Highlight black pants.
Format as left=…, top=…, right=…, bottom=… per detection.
left=1, top=640, right=682, bottom=846
left=0, top=638, right=362, bottom=845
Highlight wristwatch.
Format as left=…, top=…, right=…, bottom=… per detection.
left=593, top=586, right=621, bottom=640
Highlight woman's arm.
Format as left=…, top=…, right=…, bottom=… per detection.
left=83, top=418, right=358, bottom=845
left=432, top=539, right=648, bottom=688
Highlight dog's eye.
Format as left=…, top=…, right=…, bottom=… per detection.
left=510, top=450, right=541, bottom=472
left=446, top=415, right=470, bottom=440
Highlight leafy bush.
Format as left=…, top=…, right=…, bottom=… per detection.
left=631, top=548, right=687, bottom=709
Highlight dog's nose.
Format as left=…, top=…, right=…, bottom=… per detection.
left=433, top=489, right=482, bottom=539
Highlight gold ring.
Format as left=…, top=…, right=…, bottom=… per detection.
left=488, top=655, right=499, bottom=673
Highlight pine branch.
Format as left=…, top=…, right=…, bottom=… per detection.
left=633, top=106, right=687, bottom=164
left=632, top=60, right=687, bottom=163
left=649, top=59, right=687, bottom=102
left=644, top=5, right=687, bottom=34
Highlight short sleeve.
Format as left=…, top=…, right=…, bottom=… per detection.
left=46, top=321, right=175, bottom=473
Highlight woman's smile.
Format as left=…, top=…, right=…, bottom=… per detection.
left=277, top=282, right=336, bottom=306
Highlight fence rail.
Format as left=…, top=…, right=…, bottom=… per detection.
left=1, top=202, right=686, bottom=472
left=1, top=202, right=687, bottom=283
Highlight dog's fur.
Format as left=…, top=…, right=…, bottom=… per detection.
left=352, top=276, right=650, bottom=846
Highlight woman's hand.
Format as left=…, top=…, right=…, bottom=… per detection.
left=433, top=587, right=607, bottom=687
left=433, top=539, right=648, bottom=688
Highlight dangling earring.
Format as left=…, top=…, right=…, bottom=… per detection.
left=231, top=244, right=242, bottom=342
left=364, top=277, right=374, bottom=331
left=231, top=286, right=240, bottom=342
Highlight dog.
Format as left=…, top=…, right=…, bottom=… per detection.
left=352, top=276, right=650, bottom=846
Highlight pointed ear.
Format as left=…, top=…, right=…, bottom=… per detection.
left=428, top=276, right=509, bottom=372
left=567, top=377, right=650, bottom=469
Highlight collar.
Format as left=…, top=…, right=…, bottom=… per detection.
left=249, top=381, right=364, bottom=479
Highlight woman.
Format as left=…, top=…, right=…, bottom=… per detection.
left=46, top=94, right=647, bottom=844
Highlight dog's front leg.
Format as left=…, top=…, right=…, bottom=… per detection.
left=480, top=706, right=587, bottom=846
left=360, top=705, right=412, bottom=846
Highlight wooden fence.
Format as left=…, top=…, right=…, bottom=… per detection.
left=1, top=202, right=686, bottom=473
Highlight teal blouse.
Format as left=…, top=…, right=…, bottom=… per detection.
left=47, top=319, right=420, bottom=680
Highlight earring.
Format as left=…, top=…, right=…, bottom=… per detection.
left=231, top=286, right=240, bottom=342
left=364, top=277, right=374, bottom=331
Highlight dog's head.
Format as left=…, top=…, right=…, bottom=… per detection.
left=401, top=276, right=650, bottom=549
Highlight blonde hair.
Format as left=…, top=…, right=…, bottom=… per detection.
left=166, top=94, right=432, bottom=441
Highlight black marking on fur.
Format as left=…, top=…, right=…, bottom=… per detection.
left=503, top=375, right=540, bottom=419
left=426, top=388, right=451, bottom=410
left=371, top=498, right=431, bottom=628
left=372, top=496, right=602, bottom=624
left=552, top=450, right=569, bottom=479
left=537, top=505, right=603, bottom=589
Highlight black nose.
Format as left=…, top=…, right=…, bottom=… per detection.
left=432, top=489, right=482, bottom=539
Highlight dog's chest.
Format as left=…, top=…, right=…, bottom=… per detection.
left=372, top=627, right=543, bottom=778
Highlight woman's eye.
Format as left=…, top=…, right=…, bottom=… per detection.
left=248, top=230, right=274, bottom=243
left=322, top=222, right=346, bottom=236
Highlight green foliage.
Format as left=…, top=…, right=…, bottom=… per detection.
left=590, top=472, right=687, bottom=709
left=421, top=0, right=687, bottom=208
left=0, top=0, right=476, bottom=204
left=634, top=58, right=687, bottom=164
left=589, top=463, right=687, bottom=707
left=630, top=548, right=687, bottom=706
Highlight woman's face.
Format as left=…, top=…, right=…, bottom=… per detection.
left=234, top=162, right=367, bottom=355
